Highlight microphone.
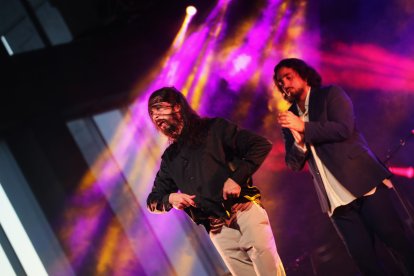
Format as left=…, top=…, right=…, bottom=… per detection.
left=283, top=88, right=291, bottom=97
left=280, top=84, right=291, bottom=97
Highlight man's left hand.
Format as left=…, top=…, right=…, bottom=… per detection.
left=223, top=178, right=241, bottom=200
left=278, top=111, right=305, bottom=133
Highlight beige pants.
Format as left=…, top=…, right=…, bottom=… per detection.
left=209, top=203, right=285, bottom=276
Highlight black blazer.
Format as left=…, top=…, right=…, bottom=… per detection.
left=282, top=85, right=391, bottom=212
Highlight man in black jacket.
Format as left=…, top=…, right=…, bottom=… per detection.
left=274, top=58, right=414, bottom=275
left=146, top=87, right=285, bottom=276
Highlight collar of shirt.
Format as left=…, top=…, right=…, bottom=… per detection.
left=296, top=87, right=311, bottom=118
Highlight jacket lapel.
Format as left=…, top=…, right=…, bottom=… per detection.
left=308, top=87, right=324, bottom=121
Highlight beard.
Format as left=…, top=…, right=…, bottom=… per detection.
left=156, top=113, right=182, bottom=141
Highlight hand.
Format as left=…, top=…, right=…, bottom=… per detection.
left=169, top=193, right=196, bottom=210
left=291, top=129, right=305, bottom=147
left=223, top=178, right=241, bottom=200
left=382, top=178, right=393, bottom=188
left=277, top=111, right=305, bottom=133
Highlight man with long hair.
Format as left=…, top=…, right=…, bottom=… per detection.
left=274, top=58, right=414, bottom=275
left=146, top=87, right=285, bottom=276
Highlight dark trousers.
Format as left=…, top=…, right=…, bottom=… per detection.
left=331, top=184, right=414, bottom=276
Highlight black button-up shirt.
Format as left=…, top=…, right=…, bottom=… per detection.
left=147, top=117, right=272, bottom=228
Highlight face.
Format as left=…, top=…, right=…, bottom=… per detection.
left=274, top=67, right=309, bottom=103
left=149, top=102, right=183, bottom=139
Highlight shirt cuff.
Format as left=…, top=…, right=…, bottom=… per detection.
left=294, top=141, right=307, bottom=153
left=162, top=194, right=173, bottom=211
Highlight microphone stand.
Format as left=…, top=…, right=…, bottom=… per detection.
left=383, top=129, right=414, bottom=234
left=383, top=130, right=414, bottom=164
left=381, top=130, right=414, bottom=273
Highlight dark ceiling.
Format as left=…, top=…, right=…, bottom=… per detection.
left=0, top=0, right=217, bottom=132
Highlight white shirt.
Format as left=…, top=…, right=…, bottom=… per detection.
left=295, top=89, right=356, bottom=216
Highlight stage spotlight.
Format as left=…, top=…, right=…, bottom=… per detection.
left=186, top=6, right=197, bottom=16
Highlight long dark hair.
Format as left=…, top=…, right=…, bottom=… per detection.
left=148, top=87, right=208, bottom=146
left=273, top=58, right=322, bottom=90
